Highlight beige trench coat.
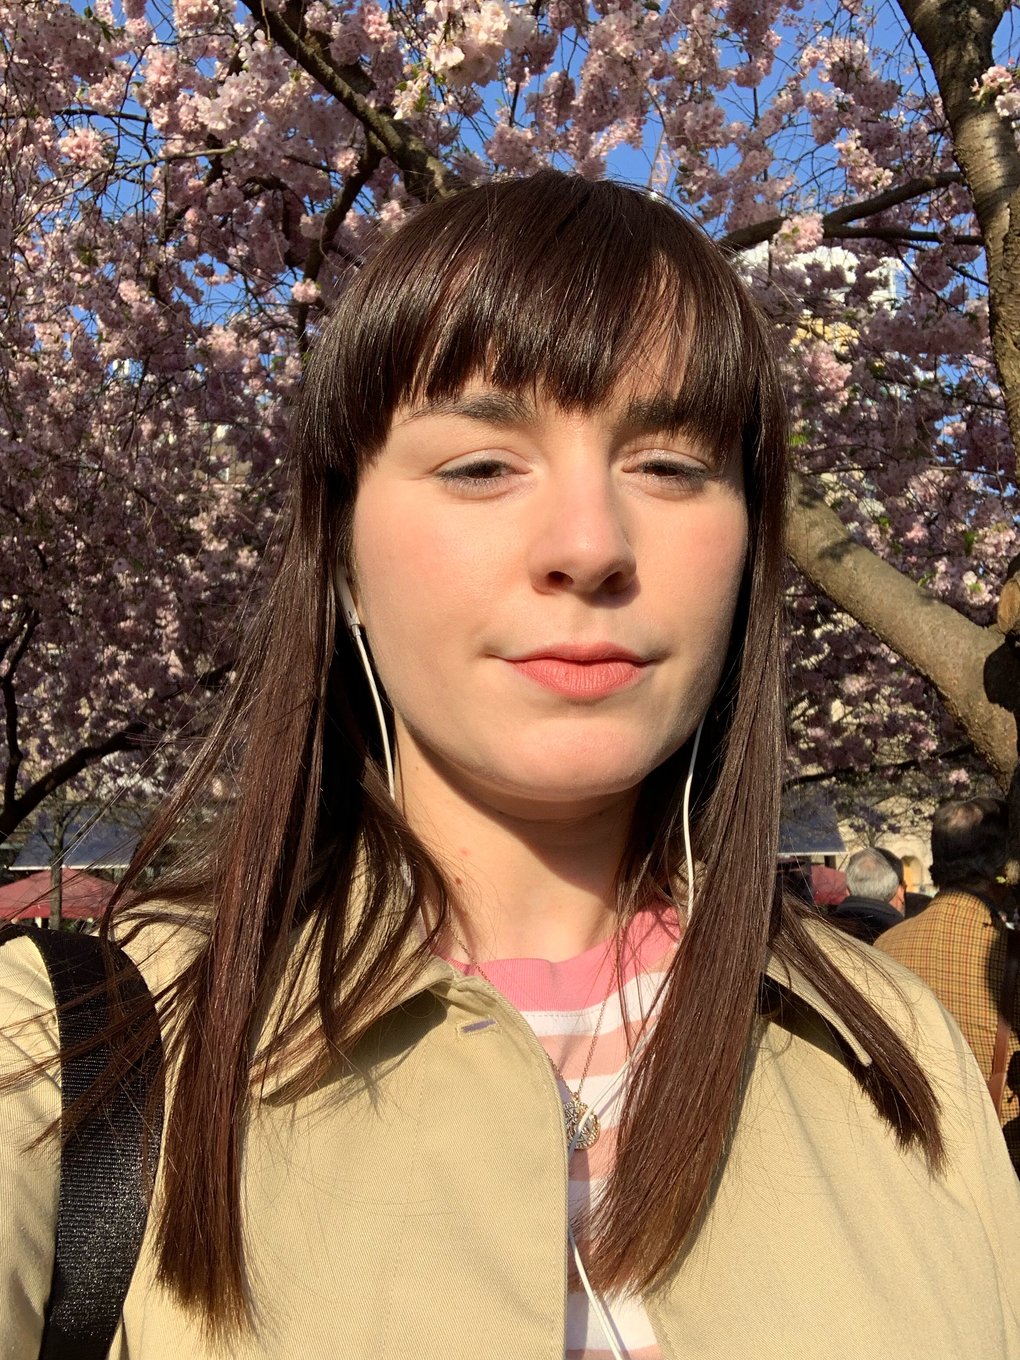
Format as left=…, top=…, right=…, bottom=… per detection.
left=1, top=916, right=1019, bottom=1359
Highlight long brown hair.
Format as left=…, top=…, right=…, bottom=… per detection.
left=107, top=171, right=941, bottom=1330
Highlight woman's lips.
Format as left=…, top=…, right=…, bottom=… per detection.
left=506, top=656, right=647, bottom=699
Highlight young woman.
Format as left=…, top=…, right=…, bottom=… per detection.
left=2, top=171, right=1019, bottom=1360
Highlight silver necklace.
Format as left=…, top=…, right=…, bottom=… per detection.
left=451, top=925, right=620, bottom=1151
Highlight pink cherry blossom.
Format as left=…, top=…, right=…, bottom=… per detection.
left=58, top=126, right=108, bottom=168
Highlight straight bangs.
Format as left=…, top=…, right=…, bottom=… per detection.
left=302, top=172, right=776, bottom=487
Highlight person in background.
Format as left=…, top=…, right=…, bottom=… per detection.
left=877, top=846, right=931, bottom=919
left=876, top=797, right=1019, bottom=1173
left=830, top=848, right=905, bottom=944
left=809, top=863, right=848, bottom=909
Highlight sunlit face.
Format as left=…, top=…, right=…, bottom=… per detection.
left=350, top=372, right=749, bottom=818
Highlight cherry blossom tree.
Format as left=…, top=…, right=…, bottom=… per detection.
left=1, top=0, right=1017, bottom=847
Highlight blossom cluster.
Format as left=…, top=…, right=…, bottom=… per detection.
left=973, top=62, right=1020, bottom=123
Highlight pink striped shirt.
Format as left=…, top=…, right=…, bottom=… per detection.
left=445, top=908, right=682, bottom=1359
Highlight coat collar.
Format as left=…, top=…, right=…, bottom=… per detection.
left=415, top=946, right=872, bottom=1066
left=254, top=904, right=872, bottom=1097
left=761, top=947, right=872, bottom=1065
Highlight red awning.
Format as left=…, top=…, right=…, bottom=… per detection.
left=0, top=869, right=119, bottom=921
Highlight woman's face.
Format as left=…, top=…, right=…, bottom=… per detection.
left=351, top=370, right=748, bottom=817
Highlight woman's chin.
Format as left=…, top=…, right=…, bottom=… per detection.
left=476, top=749, right=662, bottom=812
left=399, top=721, right=678, bottom=816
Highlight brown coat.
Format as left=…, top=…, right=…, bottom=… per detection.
left=876, top=887, right=1020, bottom=1168
left=2, top=918, right=1019, bottom=1359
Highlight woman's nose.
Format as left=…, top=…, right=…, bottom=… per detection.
left=526, top=471, right=637, bottom=597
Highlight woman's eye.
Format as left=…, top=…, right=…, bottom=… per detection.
left=631, top=456, right=709, bottom=486
left=435, top=458, right=517, bottom=487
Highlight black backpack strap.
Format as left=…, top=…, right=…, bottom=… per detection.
left=0, top=924, right=164, bottom=1360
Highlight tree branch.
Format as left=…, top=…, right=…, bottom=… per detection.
left=242, top=0, right=462, bottom=203
left=295, top=142, right=385, bottom=347
left=1, top=608, right=40, bottom=814
left=720, top=172, right=967, bottom=252
left=0, top=722, right=149, bottom=844
left=824, top=171, right=966, bottom=227
left=826, top=226, right=982, bottom=246
left=304, top=145, right=383, bottom=284
left=785, top=471, right=1016, bottom=786
left=785, top=743, right=974, bottom=790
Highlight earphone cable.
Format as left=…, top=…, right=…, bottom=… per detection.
left=681, top=717, right=704, bottom=922
left=351, top=623, right=396, bottom=799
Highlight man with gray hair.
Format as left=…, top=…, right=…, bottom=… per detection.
left=829, top=847, right=905, bottom=944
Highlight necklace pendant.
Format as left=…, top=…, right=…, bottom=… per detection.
left=564, top=1093, right=600, bottom=1150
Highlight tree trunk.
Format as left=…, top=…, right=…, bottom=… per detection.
left=895, top=0, right=1020, bottom=474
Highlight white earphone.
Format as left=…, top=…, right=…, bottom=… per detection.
left=336, top=571, right=362, bottom=635
left=682, top=715, right=704, bottom=922
left=335, top=569, right=396, bottom=799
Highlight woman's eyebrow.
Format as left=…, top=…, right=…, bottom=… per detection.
left=399, top=388, right=718, bottom=453
left=402, top=390, right=537, bottom=427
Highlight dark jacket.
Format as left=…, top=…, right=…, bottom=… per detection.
left=830, top=895, right=903, bottom=944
